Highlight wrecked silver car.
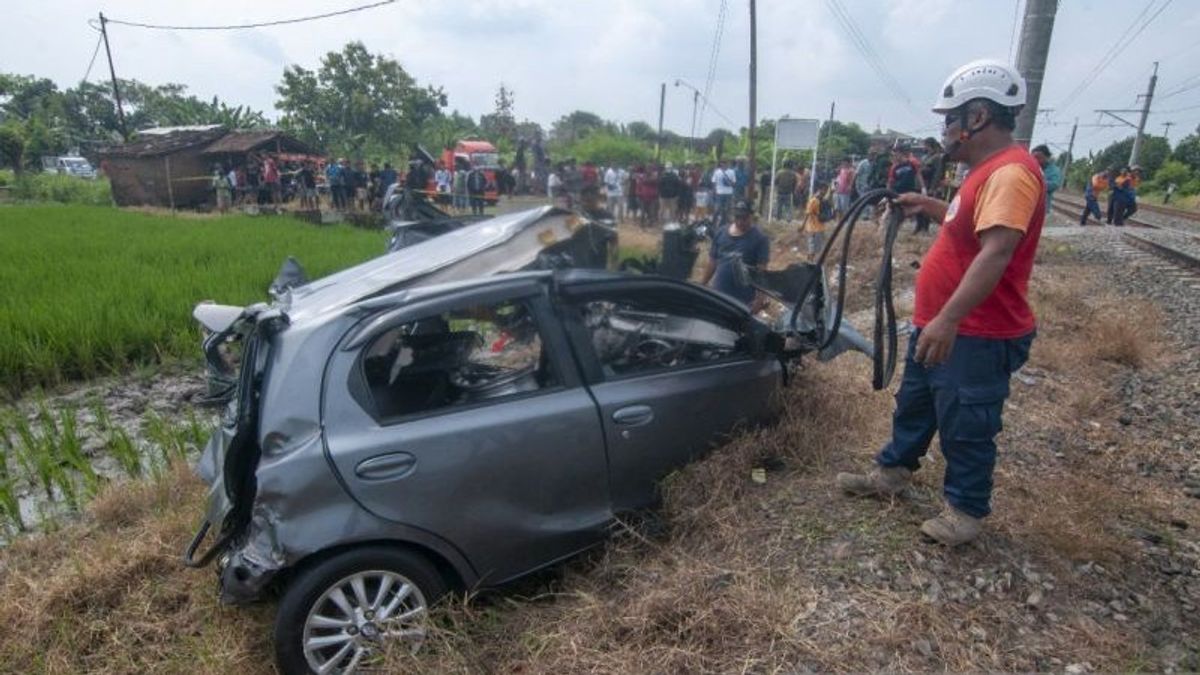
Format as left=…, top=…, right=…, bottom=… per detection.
left=183, top=205, right=870, bottom=674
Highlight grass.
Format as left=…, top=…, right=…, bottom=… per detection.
left=0, top=171, right=112, bottom=206
left=0, top=218, right=1195, bottom=672
left=0, top=205, right=385, bottom=393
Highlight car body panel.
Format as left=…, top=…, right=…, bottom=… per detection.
left=185, top=206, right=867, bottom=607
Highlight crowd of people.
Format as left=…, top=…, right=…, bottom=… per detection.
left=210, top=155, right=405, bottom=214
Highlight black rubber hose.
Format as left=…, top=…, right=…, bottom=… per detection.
left=785, top=188, right=902, bottom=390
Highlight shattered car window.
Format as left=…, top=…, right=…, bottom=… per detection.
left=578, top=299, right=749, bottom=378
left=360, top=300, right=557, bottom=420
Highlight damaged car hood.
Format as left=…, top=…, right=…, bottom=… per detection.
left=283, top=206, right=610, bottom=325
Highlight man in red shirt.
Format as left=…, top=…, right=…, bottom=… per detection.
left=837, top=59, right=1044, bottom=546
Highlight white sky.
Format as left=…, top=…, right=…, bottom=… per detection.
left=5, top=0, right=1200, bottom=157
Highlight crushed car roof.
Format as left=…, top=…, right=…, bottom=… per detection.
left=282, top=206, right=602, bottom=326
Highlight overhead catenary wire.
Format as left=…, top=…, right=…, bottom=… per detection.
left=1055, top=0, right=1173, bottom=114
left=698, top=0, right=729, bottom=133
left=824, top=0, right=921, bottom=122
left=91, top=0, right=395, bottom=31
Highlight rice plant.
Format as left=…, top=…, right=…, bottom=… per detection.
left=143, top=411, right=195, bottom=474
left=90, top=396, right=141, bottom=478
left=9, top=412, right=54, bottom=499
left=0, top=419, right=25, bottom=533
left=185, top=409, right=213, bottom=452
left=0, top=205, right=385, bottom=394
left=56, top=405, right=99, bottom=498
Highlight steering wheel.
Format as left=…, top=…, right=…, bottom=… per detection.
left=632, top=338, right=680, bottom=367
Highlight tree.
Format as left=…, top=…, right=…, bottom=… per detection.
left=1091, top=135, right=1170, bottom=176
left=625, top=121, right=656, bottom=142
left=1172, top=125, right=1200, bottom=173
left=479, top=84, right=517, bottom=145
left=0, top=124, right=26, bottom=175
left=563, top=132, right=652, bottom=166
left=550, top=110, right=614, bottom=144
left=275, top=42, right=446, bottom=157
left=420, top=110, right=479, bottom=152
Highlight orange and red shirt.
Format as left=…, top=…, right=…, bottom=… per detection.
left=913, top=145, right=1044, bottom=339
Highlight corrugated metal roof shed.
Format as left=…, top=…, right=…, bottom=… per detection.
left=202, top=130, right=316, bottom=155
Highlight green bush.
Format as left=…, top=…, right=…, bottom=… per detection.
left=9, top=174, right=112, bottom=206
left=564, top=133, right=654, bottom=166
left=1151, top=160, right=1193, bottom=189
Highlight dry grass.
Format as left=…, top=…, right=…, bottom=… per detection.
left=0, top=463, right=276, bottom=674
left=0, top=233, right=1193, bottom=673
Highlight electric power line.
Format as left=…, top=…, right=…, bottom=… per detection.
left=92, top=0, right=396, bottom=31
left=81, top=32, right=102, bottom=85
left=1157, top=72, right=1200, bottom=100
left=698, top=0, right=729, bottom=132
left=1055, top=0, right=1173, bottom=114
left=824, top=0, right=911, bottom=111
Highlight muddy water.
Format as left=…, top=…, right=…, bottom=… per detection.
left=2, top=368, right=219, bottom=541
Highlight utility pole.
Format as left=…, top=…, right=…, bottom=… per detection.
left=1129, top=61, right=1158, bottom=166
left=747, top=0, right=757, bottom=201
left=1063, top=117, right=1077, bottom=184
left=822, top=101, right=836, bottom=177
left=689, top=90, right=699, bottom=160
left=1013, top=0, right=1059, bottom=147
left=655, top=82, right=666, bottom=163
left=1162, top=120, right=1174, bottom=140
left=99, top=12, right=129, bottom=141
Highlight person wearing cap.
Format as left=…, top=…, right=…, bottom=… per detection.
left=701, top=199, right=770, bottom=310
left=837, top=59, right=1045, bottom=546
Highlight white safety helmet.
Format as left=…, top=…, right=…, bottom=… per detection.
left=932, top=59, right=1026, bottom=113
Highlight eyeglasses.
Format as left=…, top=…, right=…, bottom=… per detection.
left=943, top=113, right=962, bottom=131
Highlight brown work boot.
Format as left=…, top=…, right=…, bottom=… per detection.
left=920, top=505, right=982, bottom=546
left=836, top=465, right=912, bottom=497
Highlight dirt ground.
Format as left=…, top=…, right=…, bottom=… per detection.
left=0, top=215, right=1197, bottom=673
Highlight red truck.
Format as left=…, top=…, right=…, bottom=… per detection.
left=438, top=140, right=502, bottom=205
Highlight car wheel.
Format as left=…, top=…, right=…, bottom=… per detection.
left=273, top=546, right=448, bottom=675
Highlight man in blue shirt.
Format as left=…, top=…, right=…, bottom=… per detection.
left=1031, top=145, right=1062, bottom=215
left=701, top=200, right=771, bottom=309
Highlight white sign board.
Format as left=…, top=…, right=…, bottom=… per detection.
left=775, top=118, right=820, bottom=150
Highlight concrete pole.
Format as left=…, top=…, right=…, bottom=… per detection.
left=689, top=90, right=699, bottom=161
left=1063, top=117, right=1077, bottom=185
left=747, top=0, right=757, bottom=204
left=99, top=12, right=129, bottom=141
left=1129, top=62, right=1158, bottom=167
left=656, top=83, right=666, bottom=163
left=1013, top=0, right=1059, bottom=147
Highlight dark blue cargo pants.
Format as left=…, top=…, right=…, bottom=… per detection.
left=876, top=328, right=1035, bottom=518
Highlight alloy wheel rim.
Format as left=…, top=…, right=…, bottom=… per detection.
left=302, top=569, right=428, bottom=674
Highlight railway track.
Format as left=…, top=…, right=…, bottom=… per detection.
left=1119, top=231, right=1200, bottom=277
left=1047, top=196, right=1200, bottom=278
left=1055, top=192, right=1200, bottom=237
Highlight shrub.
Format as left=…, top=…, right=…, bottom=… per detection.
left=9, top=174, right=112, bottom=206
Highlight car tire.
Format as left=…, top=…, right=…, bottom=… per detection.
left=273, top=546, right=448, bottom=675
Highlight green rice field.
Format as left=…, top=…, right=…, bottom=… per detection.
left=0, top=205, right=385, bottom=394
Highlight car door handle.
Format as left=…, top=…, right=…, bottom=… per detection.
left=612, top=405, right=654, bottom=427
left=355, top=452, right=417, bottom=481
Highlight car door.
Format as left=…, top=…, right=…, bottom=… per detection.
left=320, top=279, right=612, bottom=584
left=559, top=278, right=783, bottom=512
